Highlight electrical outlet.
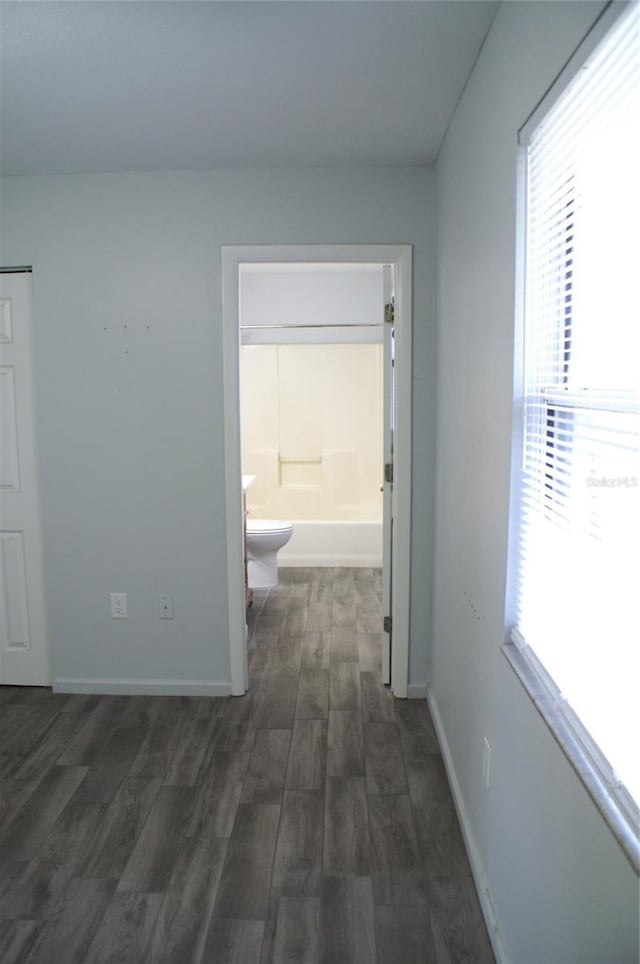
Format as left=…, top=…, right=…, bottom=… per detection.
left=110, top=592, right=127, bottom=619
left=157, top=594, right=174, bottom=619
left=482, top=737, right=491, bottom=789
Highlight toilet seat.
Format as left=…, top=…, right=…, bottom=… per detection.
left=246, top=519, right=293, bottom=535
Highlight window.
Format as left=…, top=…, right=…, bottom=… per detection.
left=508, top=2, right=639, bottom=867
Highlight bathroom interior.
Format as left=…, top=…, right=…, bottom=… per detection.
left=239, top=262, right=387, bottom=590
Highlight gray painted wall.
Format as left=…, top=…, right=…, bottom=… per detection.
left=0, top=166, right=435, bottom=690
left=433, top=2, right=638, bottom=961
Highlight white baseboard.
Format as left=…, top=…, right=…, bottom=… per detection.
left=426, top=686, right=509, bottom=964
left=406, top=682, right=428, bottom=699
left=52, top=677, right=233, bottom=697
left=280, top=554, right=382, bottom=568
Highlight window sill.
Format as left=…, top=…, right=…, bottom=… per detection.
left=502, top=640, right=640, bottom=874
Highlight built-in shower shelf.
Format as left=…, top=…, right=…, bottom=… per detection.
left=279, top=456, right=322, bottom=488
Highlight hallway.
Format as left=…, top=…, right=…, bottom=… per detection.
left=0, top=568, right=494, bottom=962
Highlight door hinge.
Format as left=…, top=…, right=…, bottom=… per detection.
left=384, top=462, right=393, bottom=484
left=383, top=615, right=392, bottom=634
left=384, top=300, right=395, bottom=324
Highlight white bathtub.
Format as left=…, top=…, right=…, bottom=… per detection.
left=278, top=520, right=382, bottom=567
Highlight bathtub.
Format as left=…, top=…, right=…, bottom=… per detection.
left=277, top=520, right=382, bottom=567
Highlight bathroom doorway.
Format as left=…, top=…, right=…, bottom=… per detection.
left=222, top=245, right=412, bottom=697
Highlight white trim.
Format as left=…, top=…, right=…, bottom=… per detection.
left=381, top=271, right=393, bottom=687
left=52, top=677, right=232, bottom=696
left=222, top=243, right=412, bottom=699
left=222, top=250, right=250, bottom=696
left=406, top=682, right=428, bottom=700
left=390, top=246, right=412, bottom=698
left=503, top=640, right=640, bottom=873
left=427, top=686, right=509, bottom=964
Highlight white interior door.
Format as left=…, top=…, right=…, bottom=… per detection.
left=381, top=264, right=395, bottom=685
left=0, top=272, right=50, bottom=685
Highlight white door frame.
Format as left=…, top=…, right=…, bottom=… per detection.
left=381, top=280, right=394, bottom=686
left=221, top=244, right=412, bottom=697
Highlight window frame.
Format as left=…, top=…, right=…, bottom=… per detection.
left=504, top=0, right=640, bottom=874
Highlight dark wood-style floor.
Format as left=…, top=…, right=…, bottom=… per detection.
left=0, top=567, right=494, bottom=963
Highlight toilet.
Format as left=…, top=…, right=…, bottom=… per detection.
left=246, top=520, right=294, bottom=589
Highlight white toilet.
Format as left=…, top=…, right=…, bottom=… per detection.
left=246, top=520, right=294, bottom=589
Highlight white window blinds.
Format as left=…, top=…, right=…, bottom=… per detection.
left=514, top=2, right=640, bottom=804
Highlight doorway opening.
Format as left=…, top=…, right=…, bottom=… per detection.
left=222, top=245, right=412, bottom=697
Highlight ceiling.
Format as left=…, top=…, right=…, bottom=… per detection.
left=0, top=1, right=499, bottom=177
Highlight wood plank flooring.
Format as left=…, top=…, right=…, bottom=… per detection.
left=0, top=567, right=494, bottom=963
